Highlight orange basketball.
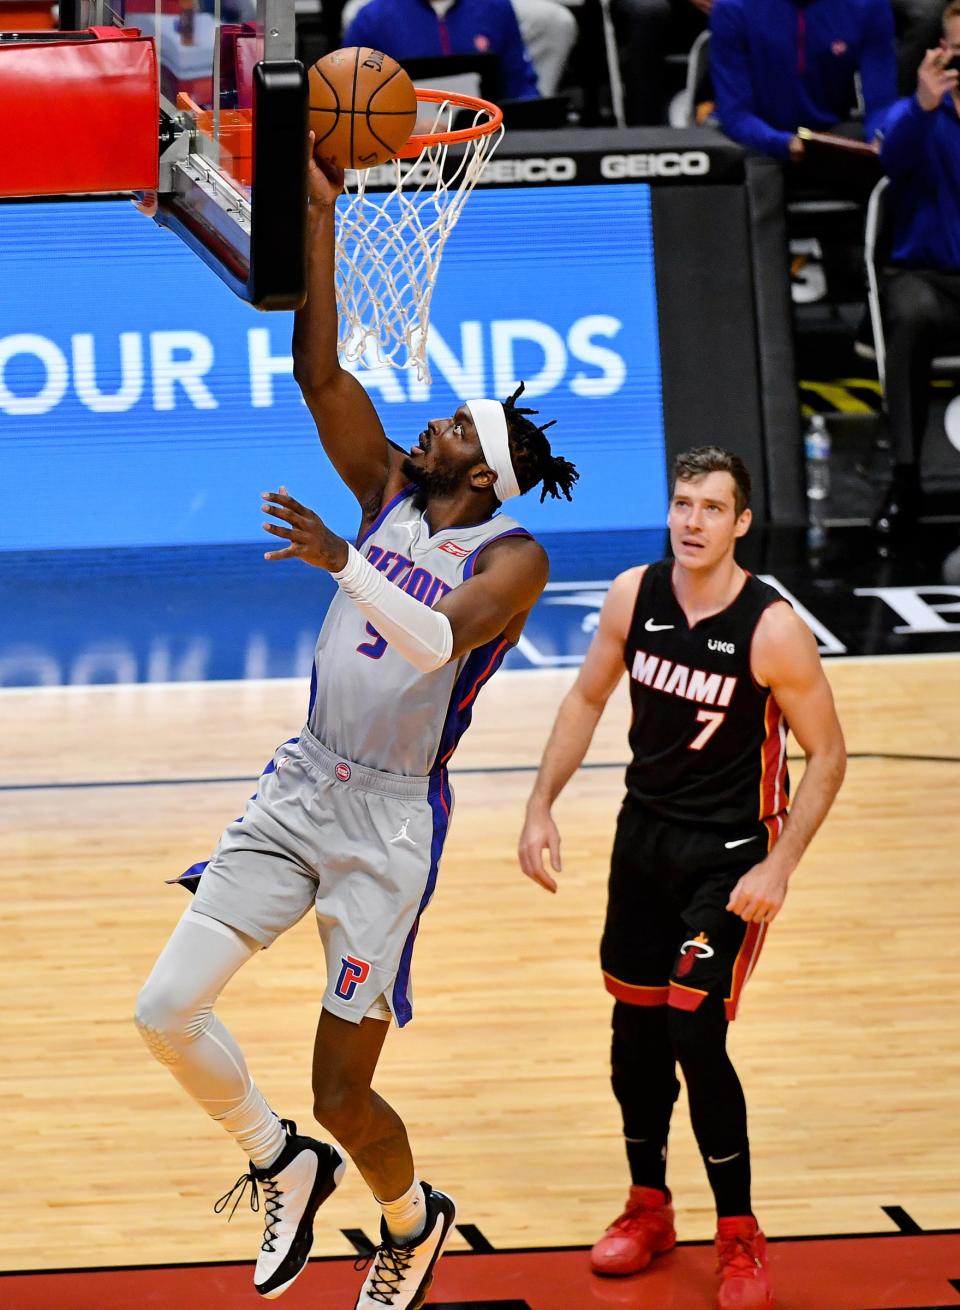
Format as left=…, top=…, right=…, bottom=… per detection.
left=309, top=47, right=418, bottom=171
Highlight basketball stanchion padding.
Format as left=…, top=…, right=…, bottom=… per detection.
left=0, top=27, right=158, bottom=197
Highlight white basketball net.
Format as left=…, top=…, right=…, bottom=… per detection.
left=335, top=99, right=504, bottom=384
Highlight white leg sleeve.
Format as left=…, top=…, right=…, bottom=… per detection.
left=135, top=907, right=286, bottom=1168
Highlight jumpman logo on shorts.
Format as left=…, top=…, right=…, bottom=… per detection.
left=389, top=818, right=417, bottom=847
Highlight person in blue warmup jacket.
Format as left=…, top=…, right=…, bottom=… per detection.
left=873, top=0, right=960, bottom=534
left=710, top=0, right=897, bottom=166
left=343, top=0, right=541, bottom=101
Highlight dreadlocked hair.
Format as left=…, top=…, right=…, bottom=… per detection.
left=502, top=382, right=579, bottom=503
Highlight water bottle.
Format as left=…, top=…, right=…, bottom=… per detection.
left=804, top=414, right=831, bottom=515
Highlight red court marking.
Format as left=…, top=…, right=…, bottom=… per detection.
left=3, top=1232, right=960, bottom=1309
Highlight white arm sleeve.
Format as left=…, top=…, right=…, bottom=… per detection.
left=332, top=543, right=454, bottom=672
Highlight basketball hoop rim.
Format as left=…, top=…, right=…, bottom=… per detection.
left=396, top=88, right=503, bottom=159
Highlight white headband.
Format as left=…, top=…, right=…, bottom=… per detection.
left=466, top=399, right=520, bottom=502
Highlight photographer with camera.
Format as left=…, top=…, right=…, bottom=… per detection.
left=873, top=0, right=960, bottom=534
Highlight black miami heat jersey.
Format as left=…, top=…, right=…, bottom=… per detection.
left=623, top=560, right=790, bottom=838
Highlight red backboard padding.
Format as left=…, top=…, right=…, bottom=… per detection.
left=0, top=27, right=159, bottom=196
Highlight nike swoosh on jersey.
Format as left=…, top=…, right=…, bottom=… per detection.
left=724, top=836, right=758, bottom=849
left=644, top=618, right=675, bottom=632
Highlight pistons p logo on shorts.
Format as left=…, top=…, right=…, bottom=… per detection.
left=335, top=954, right=371, bottom=1000
left=335, top=762, right=352, bottom=782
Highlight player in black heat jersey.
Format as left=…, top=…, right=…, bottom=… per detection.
left=519, top=447, right=845, bottom=1310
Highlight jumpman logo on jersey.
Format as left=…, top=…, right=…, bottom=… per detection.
left=389, top=818, right=417, bottom=847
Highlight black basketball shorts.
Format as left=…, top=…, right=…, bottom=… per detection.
left=600, top=800, right=772, bottom=1021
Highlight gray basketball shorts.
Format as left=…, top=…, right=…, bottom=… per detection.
left=186, top=724, right=454, bottom=1027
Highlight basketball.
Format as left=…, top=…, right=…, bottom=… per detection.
left=308, top=47, right=418, bottom=171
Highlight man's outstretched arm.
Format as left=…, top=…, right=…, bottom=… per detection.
left=262, top=491, right=547, bottom=673
left=518, top=568, right=642, bottom=892
left=292, top=145, right=407, bottom=511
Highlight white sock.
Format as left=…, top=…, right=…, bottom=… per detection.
left=211, top=1085, right=288, bottom=1170
left=378, top=1175, right=426, bottom=1244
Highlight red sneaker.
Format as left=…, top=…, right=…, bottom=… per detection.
left=590, top=1186, right=676, bottom=1276
left=715, top=1216, right=774, bottom=1309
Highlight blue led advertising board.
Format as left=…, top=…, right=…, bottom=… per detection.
left=0, top=184, right=666, bottom=552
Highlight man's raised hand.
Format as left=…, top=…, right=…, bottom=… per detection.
left=917, top=47, right=959, bottom=112
left=307, top=132, right=345, bottom=206
left=261, top=487, right=348, bottom=571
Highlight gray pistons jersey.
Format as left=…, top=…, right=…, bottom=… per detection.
left=307, top=485, right=531, bottom=776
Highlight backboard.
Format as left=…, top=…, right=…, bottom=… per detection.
left=60, top=0, right=307, bottom=309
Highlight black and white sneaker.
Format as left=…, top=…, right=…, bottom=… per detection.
left=214, top=1119, right=346, bottom=1299
left=354, top=1183, right=456, bottom=1309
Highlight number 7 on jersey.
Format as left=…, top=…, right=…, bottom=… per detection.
left=689, top=709, right=725, bottom=751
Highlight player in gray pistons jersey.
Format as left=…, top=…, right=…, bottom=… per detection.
left=308, top=487, right=531, bottom=776
left=134, top=146, right=577, bottom=1310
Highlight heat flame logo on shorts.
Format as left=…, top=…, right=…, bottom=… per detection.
left=676, top=931, right=714, bottom=978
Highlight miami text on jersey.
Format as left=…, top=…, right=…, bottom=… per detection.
left=630, top=649, right=738, bottom=708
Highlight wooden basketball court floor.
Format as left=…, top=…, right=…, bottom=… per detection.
left=2, top=657, right=959, bottom=1309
